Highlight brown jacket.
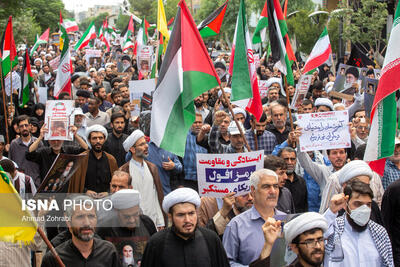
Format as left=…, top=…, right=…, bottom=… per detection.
left=68, top=150, right=118, bottom=193
left=198, top=197, right=219, bottom=227
left=120, top=160, right=167, bottom=225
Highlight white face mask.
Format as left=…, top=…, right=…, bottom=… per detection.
left=348, top=204, right=371, bottom=226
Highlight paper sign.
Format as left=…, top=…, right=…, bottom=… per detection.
left=44, top=100, right=75, bottom=141
left=364, top=77, right=378, bottom=118
left=290, top=75, right=312, bottom=110
left=297, top=110, right=351, bottom=152
left=85, top=49, right=102, bottom=58
left=258, top=80, right=269, bottom=98
left=49, top=56, right=60, bottom=70
left=38, top=87, right=48, bottom=104
left=254, top=54, right=260, bottom=68
left=137, top=45, right=153, bottom=72
left=196, top=151, right=264, bottom=197
left=129, top=79, right=156, bottom=95
left=4, top=71, right=21, bottom=96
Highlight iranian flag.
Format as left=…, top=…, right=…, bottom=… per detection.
left=54, top=34, right=72, bottom=97
left=229, top=0, right=262, bottom=120
left=303, top=27, right=331, bottom=74
left=30, top=28, right=50, bottom=56
left=197, top=0, right=228, bottom=38
left=150, top=0, right=220, bottom=156
left=0, top=16, right=18, bottom=77
left=19, top=50, right=33, bottom=107
left=364, top=3, right=400, bottom=175
left=74, top=21, right=96, bottom=50
left=134, top=17, right=149, bottom=55
left=121, top=16, right=135, bottom=51
left=99, top=20, right=110, bottom=51
left=252, top=0, right=268, bottom=44
left=63, top=18, right=79, bottom=32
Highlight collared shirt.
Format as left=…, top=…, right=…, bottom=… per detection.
left=146, top=142, right=182, bottom=194
left=41, top=238, right=119, bottom=267
left=209, top=125, right=248, bottom=154
left=284, top=173, right=308, bottom=213
left=245, top=129, right=277, bottom=155
left=382, top=159, right=400, bottom=189
left=103, top=132, right=128, bottom=167
left=85, top=111, right=110, bottom=126
left=183, top=131, right=207, bottom=181
left=222, top=206, right=286, bottom=266
left=9, top=136, right=42, bottom=186
left=82, top=101, right=113, bottom=113
left=85, top=150, right=112, bottom=193
left=196, top=106, right=210, bottom=122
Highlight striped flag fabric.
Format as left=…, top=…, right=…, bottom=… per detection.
left=54, top=33, right=72, bottom=97
left=267, top=0, right=294, bottom=85
left=229, top=0, right=262, bottom=121
left=74, top=21, right=96, bottom=50
left=30, top=28, right=50, bottom=56
left=63, top=18, right=79, bottom=32
left=0, top=16, right=18, bottom=77
left=252, top=0, right=268, bottom=44
left=121, top=16, right=134, bottom=51
left=197, top=0, right=228, bottom=38
left=150, top=0, right=220, bottom=156
left=364, top=3, right=400, bottom=175
left=134, top=17, right=149, bottom=55
left=99, top=20, right=110, bottom=51
left=157, top=0, right=170, bottom=39
left=302, top=27, right=332, bottom=74
left=19, top=50, right=33, bottom=107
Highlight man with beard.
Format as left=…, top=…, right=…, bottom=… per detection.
left=121, top=129, right=165, bottom=229
left=41, top=196, right=119, bottom=267
left=198, top=192, right=253, bottom=238
left=39, top=64, right=55, bottom=88
left=323, top=182, right=394, bottom=267
left=197, top=111, right=231, bottom=153
left=194, top=94, right=210, bottom=122
left=68, top=125, right=118, bottom=196
left=91, top=85, right=113, bottom=112
left=75, top=89, right=90, bottom=108
left=278, top=147, right=308, bottom=213
left=246, top=113, right=277, bottom=154
left=266, top=102, right=290, bottom=144
left=223, top=169, right=286, bottom=265
left=85, top=97, right=111, bottom=127
left=249, top=212, right=328, bottom=267
left=382, top=137, right=400, bottom=189
left=215, top=62, right=229, bottom=83
left=9, top=115, right=42, bottom=186
left=103, top=113, right=129, bottom=167
left=141, top=188, right=230, bottom=267
left=208, top=121, right=248, bottom=154
left=351, top=117, right=370, bottom=149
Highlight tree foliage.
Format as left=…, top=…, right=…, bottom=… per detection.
left=79, top=13, right=109, bottom=32
left=115, top=13, right=130, bottom=32
left=12, top=10, right=42, bottom=45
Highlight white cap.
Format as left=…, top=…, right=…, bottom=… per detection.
left=228, top=121, right=245, bottom=135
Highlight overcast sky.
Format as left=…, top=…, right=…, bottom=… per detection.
left=63, top=0, right=124, bottom=13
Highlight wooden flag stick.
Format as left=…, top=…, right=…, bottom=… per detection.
left=37, top=227, right=65, bottom=267
left=0, top=65, right=10, bottom=144
left=219, top=85, right=251, bottom=152
left=154, top=30, right=160, bottom=85
left=9, top=60, right=13, bottom=108
left=284, top=76, right=294, bottom=132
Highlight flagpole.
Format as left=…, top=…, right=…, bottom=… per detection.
left=0, top=66, right=10, bottom=144
left=284, top=76, right=294, bottom=133
left=9, top=60, right=13, bottom=109
left=219, top=85, right=251, bottom=152
left=154, top=30, right=160, bottom=84
left=37, top=227, right=65, bottom=267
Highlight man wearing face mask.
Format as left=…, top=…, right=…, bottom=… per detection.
left=323, top=182, right=394, bottom=267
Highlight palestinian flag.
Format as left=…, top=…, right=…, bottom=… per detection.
left=229, top=0, right=262, bottom=120
left=63, top=18, right=79, bottom=32
left=30, top=28, right=49, bottom=56
left=151, top=32, right=164, bottom=78
left=303, top=27, right=331, bottom=74
left=99, top=20, right=110, bottom=51
left=252, top=0, right=268, bottom=44
left=197, top=0, right=228, bottom=38
left=74, top=21, right=96, bottom=50
left=364, top=3, right=400, bottom=175
left=54, top=33, right=72, bottom=97
left=19, top=50, right=33, bottom=107
left=282, top=0, right=288, bottom=18
left=150, top=0, right=220, bottom=156
left=121, top=16, right=134, bottom=51
left=267, top=0, right=294, bottom=85
left=0, top=16, right=18, bottom=77
left=134, top=17, right=149, bottom=55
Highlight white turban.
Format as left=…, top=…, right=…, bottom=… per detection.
left=111, top=189, right=141, bottom=210
left=86, top=124, right=108, bottom=140
left=338, top=160, right=373, bottom=185
left=315, top=98, right=334, bottom=111
left=228, top=121, right=245, bottom=135
left=34, top=58, right=42, bottom=63
left=232, top=107, right=247, bottom=119
left=284, top=212, right=328, bottom=244
left=325, top=81, right=335, bottom=93
left=162, top=188, right=201, bottom=213
left=123, top=129, right=145, bottom=152
left=218, top=87, right=231, bottom=98
left=266, top=77, right=285, bottom=96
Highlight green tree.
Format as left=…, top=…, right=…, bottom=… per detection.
left=79, top=12, right=109, bottom=32
left=0, top=0, right=27, bottom=24
left=248, top=0, right=315, bottom=17
left=26, top=0, right=67, bottom=32
left=12, top=10, right=42, bottom=45
left=128, top=0, right=153, bottom=20
left=115, top=12, right=130, bottom=32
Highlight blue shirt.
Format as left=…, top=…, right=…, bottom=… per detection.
left=382, top=159, right=400, bottom=189
left=146, top=142, right=182, bottom=195
left=183, top=131, right=207, bottom=181
left=222, top=206, right=286, bottom=266
left=245, top=129, right=277, bottom=155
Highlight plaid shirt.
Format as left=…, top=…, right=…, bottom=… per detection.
left=183, top=131, right=207, bottom=181
left=245, top=129, right=277, bottom=155
left=209, top=125, right=248, bottom=154
left=382, top=159, right=400, bottom=189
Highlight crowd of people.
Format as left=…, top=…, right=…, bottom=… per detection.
left=1, top=36, right=399, bottom=267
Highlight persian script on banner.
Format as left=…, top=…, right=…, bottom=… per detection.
left=297, top=110, right=351, bottom=152
left=196, top=151, right=264, bottom=197
left=44, top=100, right=75, bottom=141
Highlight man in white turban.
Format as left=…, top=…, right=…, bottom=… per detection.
left=314, top=98, right=334, bottom=112
left=120, top=129, right=166, bottom=229
left=249, top=212, right=328, bottom=267
left=141, top=188, right=230, bottom=267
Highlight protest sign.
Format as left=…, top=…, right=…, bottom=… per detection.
left=130, top=92, right=142, bottom=118
left=36, top=153, right=84, bottom=194
left=197, top=151, right=264, bottom=197
left=332, top=64, right=365, bottom=96
left=49, top=55, right=60, bottom=70
left=258, top=80, right=269, bottom=98
left=105, top=236, right=149, bottom=267
left=254, top=54, right=260, bottom=68
left=290, top=75, right=313, bottom=110
left=4, top=71, right=21, bottom=96
left=85, top=49, right=102, bottom=58
left=129, top=79, right=156, bottom=95
left=44, top=100, right=75, bottom=141
left=364, top=77, right=378, bottom=118
left=297, top=110, right=351, bottom=152
left=137, top=45, right=153, bottom=72
left=38, top=87, right=48, bottom=104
